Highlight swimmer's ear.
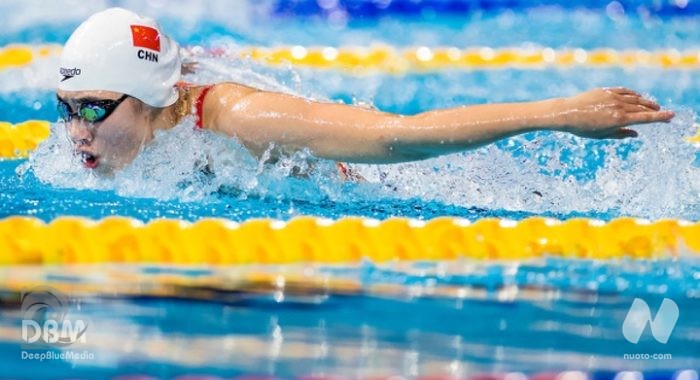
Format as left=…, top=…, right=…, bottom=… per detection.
left=181, top=62, right=198, bottom=75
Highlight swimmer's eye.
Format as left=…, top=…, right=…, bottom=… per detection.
left=56, top=94, right=130, bottom=124
left=80, top=106, right=106, bottom=122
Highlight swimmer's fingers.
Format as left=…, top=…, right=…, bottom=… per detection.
left=623, top=110, right=675, bottom=125
left=623, top=103, right=659, bottom=113
left=606, top=86, right=642, bottom=97
left=617, top=94, right=660, bottom=111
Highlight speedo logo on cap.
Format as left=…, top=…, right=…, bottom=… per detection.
left=131, top=25, right=160, bottom=63
left=59, top=67, right=81, bottom=82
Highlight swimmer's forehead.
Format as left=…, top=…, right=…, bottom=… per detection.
left=57, top=89, right=124, bottom=101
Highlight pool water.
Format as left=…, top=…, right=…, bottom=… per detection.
left=1, top=0, right=700, bottom=378
left=2, top=258, right=700, bottom=377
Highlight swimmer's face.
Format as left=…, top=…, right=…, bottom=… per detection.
left=56, top=90, right=154, bottom=174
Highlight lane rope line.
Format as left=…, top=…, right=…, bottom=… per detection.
left=1, top=216, right=698, bottom=265
left=1, top=44, right=699, bottom=73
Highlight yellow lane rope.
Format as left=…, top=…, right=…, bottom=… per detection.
left=243, top=46, right=700, bottom=72
left=0, top=120, right=51, bottom=158
left=0, top=44, right=61, bottom=70
left=0, top=216, right=698, bottom=265
left=3, top=120, right=698, bottom=160
left=1, top=44, right=699, bottom=73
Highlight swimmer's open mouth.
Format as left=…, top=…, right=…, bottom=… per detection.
left=78, top=151, right=100, bottom=169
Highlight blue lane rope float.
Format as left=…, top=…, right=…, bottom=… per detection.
left=272, top=0, right=700, bottom=19
left=269, top=0, right=700, bottom=17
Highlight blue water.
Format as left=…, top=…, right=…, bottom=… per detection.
left=1, top=259, right=699, bottom=377
left=1, top=0, right=700, bottom=377
left=2, top=294, right=699, bottom=377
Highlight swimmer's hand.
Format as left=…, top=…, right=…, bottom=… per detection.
left=558, top=87, right=675, bottom=139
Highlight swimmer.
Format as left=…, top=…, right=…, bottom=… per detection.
left=57, top=8, right=675, bottom=176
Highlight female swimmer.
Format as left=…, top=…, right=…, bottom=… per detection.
left=57, top=8, right=675, bottom=175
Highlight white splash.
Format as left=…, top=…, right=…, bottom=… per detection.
left=355, top=108, right=700, bottom=218
left=24, top=116, right=350, bottom=202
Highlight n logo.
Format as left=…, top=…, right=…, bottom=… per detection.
left=622, top=298, right=679, bottom=344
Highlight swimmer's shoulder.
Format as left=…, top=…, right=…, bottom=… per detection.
left=199, top=82, right=259, bottom=131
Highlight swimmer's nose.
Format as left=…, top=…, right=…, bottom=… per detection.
left=66, top=120, right=94, bottom=146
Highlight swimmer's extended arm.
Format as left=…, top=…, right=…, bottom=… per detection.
left=206, top=84, right=674, bottom=164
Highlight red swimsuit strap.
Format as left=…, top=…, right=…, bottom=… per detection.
left=195, top=85, right=214, bottom=129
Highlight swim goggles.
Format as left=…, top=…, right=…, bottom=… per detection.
left=56, top=94, right=129, bottom=123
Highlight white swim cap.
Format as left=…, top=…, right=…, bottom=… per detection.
left=58, top=7, right=181, bottom=107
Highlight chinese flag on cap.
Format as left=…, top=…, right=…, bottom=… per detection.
left=130, top=25, right=160, bottom=52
